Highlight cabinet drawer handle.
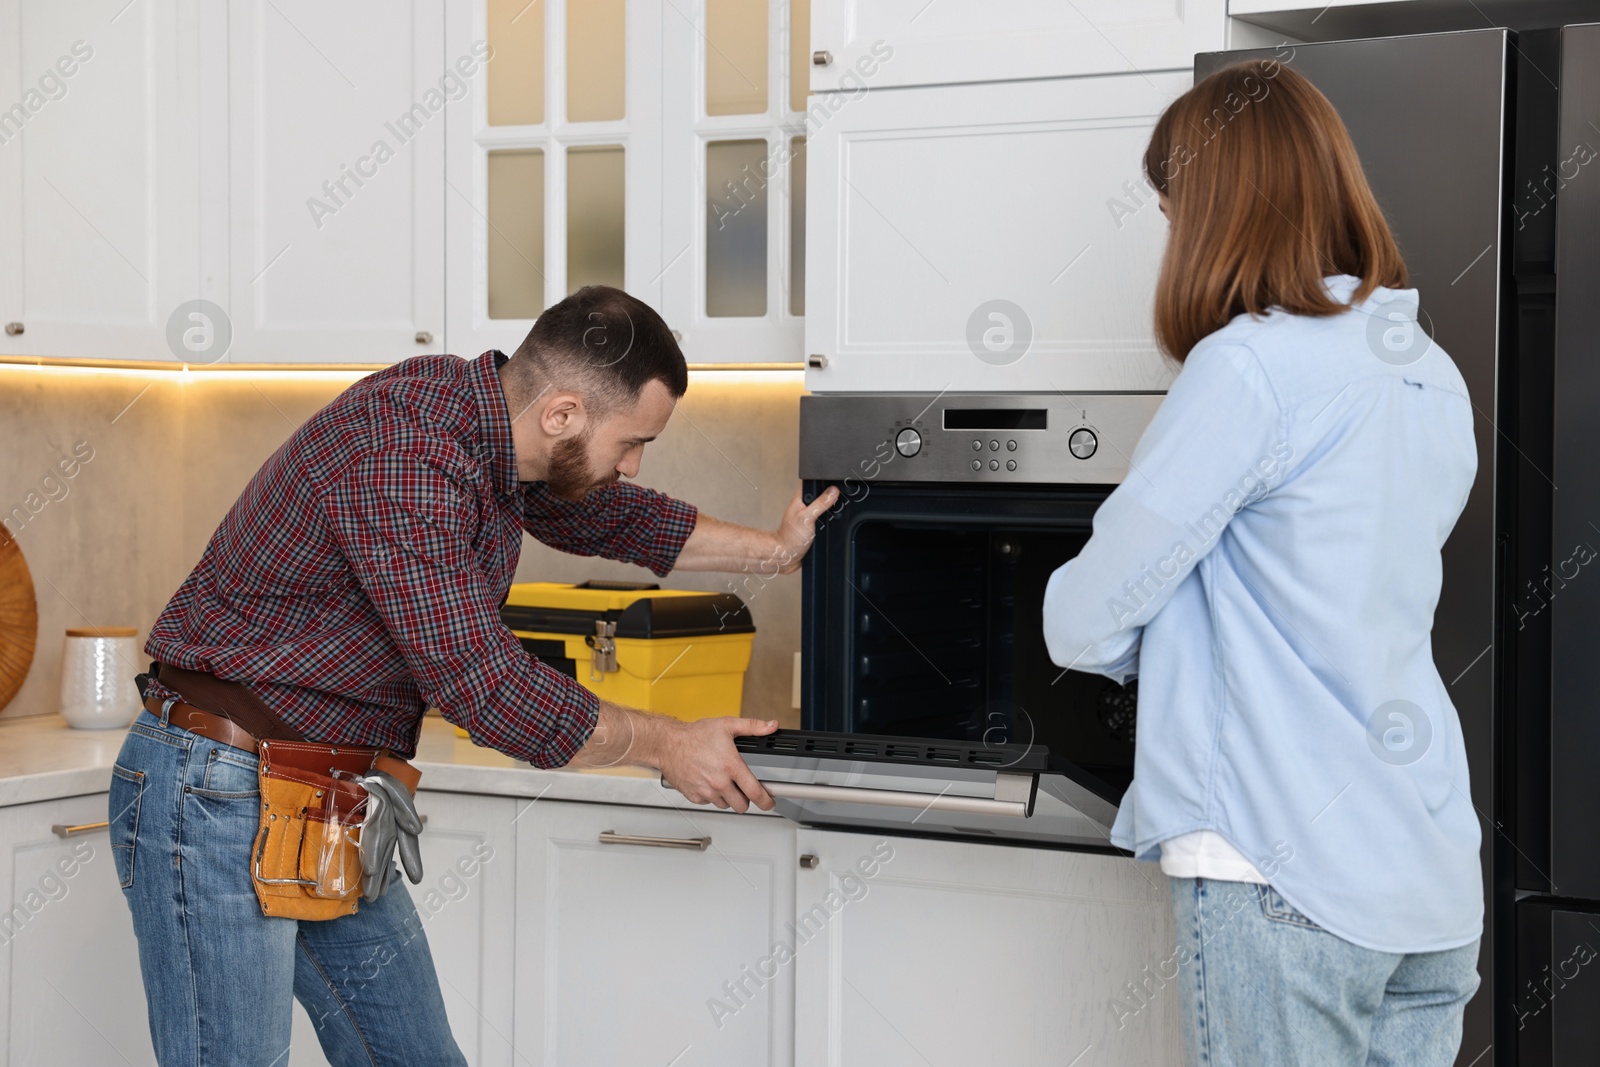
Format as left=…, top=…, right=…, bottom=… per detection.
left=52, top=821, right=109, bottom=838
left=415, top=331, right=433, bottom=345
left=812, top=50, right=832, bottom=66
left=598, top=830, right=710, bottom=851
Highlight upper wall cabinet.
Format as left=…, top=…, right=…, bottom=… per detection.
left=444, top=0, right=665, bottom=364
left=804, top=71, right=1189, bottom=395
left=449, top=0, right=806, bottom=366
left=226, top=0, right=446, bottom=363
left=657, top=0, right=810, bottom=364
left=0, top=0, right=201, bottom=362
left=809, top=0, right=1227, bottom=91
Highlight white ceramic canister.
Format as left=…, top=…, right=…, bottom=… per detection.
left=59, top=627, right=142, bottom=729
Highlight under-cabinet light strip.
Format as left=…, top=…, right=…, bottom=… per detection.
left=0, top=355, right=805, bottom=381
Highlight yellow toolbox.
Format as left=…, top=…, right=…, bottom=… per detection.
left=484, top=580, right=755, bottom=725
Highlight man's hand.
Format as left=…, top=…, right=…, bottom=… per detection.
left=570, top=704, right=779, bottom=812
left=672, top=483, right=841, bottom=574
left=773, top=484, right=839, bottom=574
left=656, top=716, right=779, bottom=812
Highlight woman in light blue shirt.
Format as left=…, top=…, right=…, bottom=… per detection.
left=1043, top=61, right=1481, bottom=1066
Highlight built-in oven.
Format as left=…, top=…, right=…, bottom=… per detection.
left=707, top=392, right=1160, bottom=851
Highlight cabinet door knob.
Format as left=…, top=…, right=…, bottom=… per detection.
left=807, top=353, right=829, bottom=370
left=812, top=50, right=832, bottom=66
left=415, top=331, right=433, bottom=345
left=4, top=322, right=22, bottom=336
left=799, top=853, right=819, bottom=869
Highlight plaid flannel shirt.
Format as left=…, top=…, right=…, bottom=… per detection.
left=145, top=350, right=699, bottom=767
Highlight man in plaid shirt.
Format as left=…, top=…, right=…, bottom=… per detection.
left=113, top=286, right=839, bottom=1066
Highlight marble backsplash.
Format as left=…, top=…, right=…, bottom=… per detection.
left=0, top=364, right=805, bottom=727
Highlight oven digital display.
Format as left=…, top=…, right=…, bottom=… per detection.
left=941, top=408, right=1048, bottom=431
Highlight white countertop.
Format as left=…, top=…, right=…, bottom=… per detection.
left=0, top=712, right=769, bottom=815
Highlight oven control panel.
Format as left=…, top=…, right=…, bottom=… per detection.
left=798, top=393, right=1162, bottom=484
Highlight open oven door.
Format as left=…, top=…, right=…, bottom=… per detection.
left=669, top=730, right=1124, bottom=852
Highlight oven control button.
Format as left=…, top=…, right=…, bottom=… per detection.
left=894, top=427, right=922, bottom=457
left=988, top=459, right=1000, bottom=471
left=989, top=439, right=1000, bottom=451
left=1006, top=439, right=1017, bottom=452
left=1069, top=428, right=1098, bottom=460
left=971, top=440, right=982, bottom=451
left=1006, top=459, right=1017, bottom=471
left=971, top=459, right=983, bottom=471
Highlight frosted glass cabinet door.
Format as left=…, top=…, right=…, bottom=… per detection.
left=226, top=0, right=446, bottom=363
left=445, top=0, right=665, bottom=366
left=791, top=829, right=1182, bottom=1067
left=0, top=0, right=202, bottom=362
left=804, top=71, right=1189, bottom=394
left=808, top=0, right=1225, bottom=91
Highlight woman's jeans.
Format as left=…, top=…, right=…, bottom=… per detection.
left=109, top=708, right=466, bottom=1067
left=1169, top=877, right=1481, bottom=1067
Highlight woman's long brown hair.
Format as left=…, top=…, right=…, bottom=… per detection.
left=1143, top=60, right=1408, bottom=360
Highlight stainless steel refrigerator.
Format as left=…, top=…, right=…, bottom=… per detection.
left=1202, top=25, right=1600, bottom=1066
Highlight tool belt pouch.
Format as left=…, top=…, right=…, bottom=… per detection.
left=251, top=740, right=378, bottom=921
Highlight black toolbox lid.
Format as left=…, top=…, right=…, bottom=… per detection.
left=500, top=584, right=754, bottom=638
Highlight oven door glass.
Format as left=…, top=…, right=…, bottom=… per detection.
left=801, top=482, right=1137, bottom=801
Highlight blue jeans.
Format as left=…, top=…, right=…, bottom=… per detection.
left=110, top=708, right=466, bottom=1067
left=1169, top=878, right=1480, bottom=1067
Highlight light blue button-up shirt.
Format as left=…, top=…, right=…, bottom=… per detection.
left=1043, top=275, right=1482, bottom=954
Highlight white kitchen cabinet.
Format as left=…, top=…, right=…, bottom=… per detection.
left=225, top=0, right=446, bottom=363
left=809, top=0, right=1225, bottom=92
left=0, top=791, right=157, bottom=1067
left=792, top=829, right=1181, bottom=1067
left=513, top=800, right=797, bottom=1066
left=657, top=0, right=808, bottom=364
left=410, top=790, right=520, bottom=1066
left=0, top=0, right=202, bottom=363
left=288, top=789, right=519, bottom=1067
left=804, top=71, right=1188, bottom=395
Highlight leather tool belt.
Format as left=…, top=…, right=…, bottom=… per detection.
left=138, top=663, right=422, bottom=921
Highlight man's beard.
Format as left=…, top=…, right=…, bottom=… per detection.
left=546, top=432, right=618, bottom=501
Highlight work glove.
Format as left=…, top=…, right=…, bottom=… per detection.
left=357, top=770, right=424, bottom=901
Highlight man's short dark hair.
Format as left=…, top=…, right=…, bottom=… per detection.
left=506, top=286, right=687, bottom=414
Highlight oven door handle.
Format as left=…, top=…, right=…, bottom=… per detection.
left=758, top=780, right=1028, bottom=817
left=661, top=771, right=1035, bottom=817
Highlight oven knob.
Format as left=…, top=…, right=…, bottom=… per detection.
left=1069, top=428, right=1098, bottom=460
left=895, top=427, right=922, bottom=457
